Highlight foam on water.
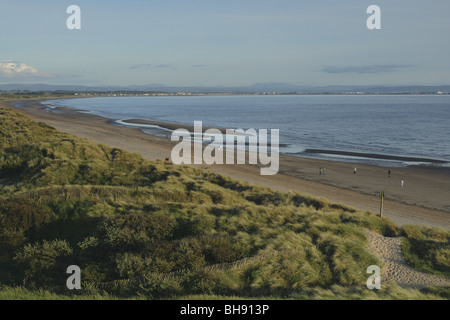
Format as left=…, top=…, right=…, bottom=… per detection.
left=42, top=95, right=450, bottom=167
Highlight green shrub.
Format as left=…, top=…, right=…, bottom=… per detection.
left=139, top=273, right=182, bottom=298
left=115, top=253, right=153, bottom=278
left=244, top=192, right=285, bottom=206
left=0, top=196, right=52, bottom=248
left=3, top=107, right=448, bottom=300
left=181, top=267, right=220, bottom=295
left=172, top=238, right=206, bottom=271
left=287, top=193, right=327, bottom=210
left=98, top=213, right=178, bottom=251
left=201, top=235, right=250, bottom=264
left=13, top=239, right=73, bottom=287
left=401, top=225, right=450, bottom=277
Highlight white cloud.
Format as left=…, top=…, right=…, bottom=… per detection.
left=0, top=60, right=48, bottom=79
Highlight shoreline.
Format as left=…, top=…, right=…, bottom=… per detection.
left=6, top=98, right=450, bottom=229
left=303, top=149, right=449, bottom=164
left=119, top=118, right=449, bottom=167
left=43, top=100, right=450, bottom=169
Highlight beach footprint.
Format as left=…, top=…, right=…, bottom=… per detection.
left=364, top=229, right=450, bottom=288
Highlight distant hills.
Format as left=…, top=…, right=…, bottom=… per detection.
left=1, top=83, right=449, bottom=94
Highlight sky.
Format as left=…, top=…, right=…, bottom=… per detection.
left=0, top=0, right=449, bottom=87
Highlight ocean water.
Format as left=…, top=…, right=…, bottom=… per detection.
left=43, top=95, right=450, bottom=167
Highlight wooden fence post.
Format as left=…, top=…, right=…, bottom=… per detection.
left=380, top=191, right=384, bottom=219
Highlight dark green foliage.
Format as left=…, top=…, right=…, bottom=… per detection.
left=97, top=213, right=177, bottom=251
left=205, top=189, right=225, bottom=204
left=13, top=239, right=73, bottom=288
left=1, top=107, right=448, bottom=300
left=420, top=286, right=450, bottom=299
left=244, top=192, right=285, bottom=206
left=288, top=193, right=328, bottom=210
left=201, top=235, right=250, bottom=264
left=401, top=225, right=450, bottom=277
left=139, top=273, right=183, bottom=297
left=172, top=238, right=206, bottom=270
left=0, top=145, right=47, bottom=183
left=0, top=196, right=52, bottom=248
left=202, top=172, right=252, bottom=192
left=180, top=267, right=219, bottom=295
left=175, top=211, right=216, bottom=237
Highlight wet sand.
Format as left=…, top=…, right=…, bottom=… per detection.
left=7, top=99, right=450, bottom=229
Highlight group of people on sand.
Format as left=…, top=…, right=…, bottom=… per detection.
left=319, top=166, right=405, bottom=187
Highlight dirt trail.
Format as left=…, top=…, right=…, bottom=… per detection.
left=365, top=229, right=450, bottom=288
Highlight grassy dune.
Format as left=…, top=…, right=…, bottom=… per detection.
left=0, top=107, right=448, bottom=299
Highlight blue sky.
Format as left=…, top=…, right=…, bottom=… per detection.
left=1, top=0, right=449, bottom=87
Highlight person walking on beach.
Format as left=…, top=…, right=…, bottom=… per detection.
left=319, top=167, right=323, bottom=175
left=401, top=180, right=404, bottom=187
left=388, top=170, right=391, bottom=178
left=353, top=167, right=357, bottom=175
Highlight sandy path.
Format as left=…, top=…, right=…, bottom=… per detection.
left=365, top=229, right=450, bottom=288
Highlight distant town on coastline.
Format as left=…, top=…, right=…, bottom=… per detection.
left=1, top=83, right=449, bottom=98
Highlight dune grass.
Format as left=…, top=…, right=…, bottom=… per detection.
left=0, top=283, right=448, bottom=300
left=401, top=225, right=450, bottom=278
left=0, top=106, right=448, bottom=300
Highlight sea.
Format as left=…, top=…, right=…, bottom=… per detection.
left=42, top=94, right=450, bottom=167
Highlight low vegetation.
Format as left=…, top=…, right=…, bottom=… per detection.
left=401, top=225, right=450, bottom=278
left=0, top=106, right=448, bottom=299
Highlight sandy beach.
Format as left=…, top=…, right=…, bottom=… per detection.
left=7, top=98, right=450, bottom=229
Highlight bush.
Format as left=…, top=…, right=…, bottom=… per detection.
left=98, top=213, right=178, bottom=252
left=139, top=273, right=182, bottom=298
left=288, top=193, right=327, bottom=210
left=201, top=235, right=250, bottom=264
left=401, top=225, right=450, bottom=277
left=181, top=267, right=219, bottom=295
left=0, top=196, right=52, bottom=248
left=244, top=192, right=285, bottom=206
left=115, top=253, right=152, bottom=278
left=13, top=239, right=73, bottom=287
left=172, top=238, right=206, bottom=271
left=3, top=108, right=448, bottom=300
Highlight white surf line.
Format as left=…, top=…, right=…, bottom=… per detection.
left=115, top=119, right=173, bottom=132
